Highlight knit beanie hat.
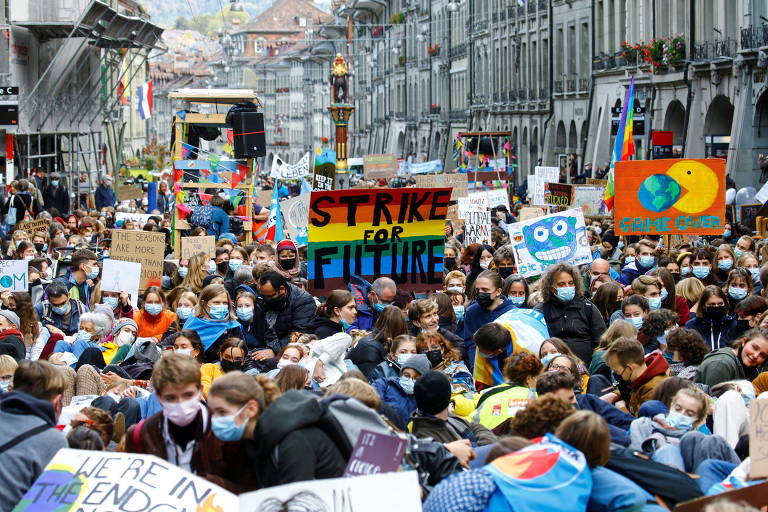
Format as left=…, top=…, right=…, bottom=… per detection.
left=414, top=371, right=452, bottom=415
left=401, top=354, right=431, bottom=378
left=276, top=239, right=297, bottom=253
left=111, top=317, right=138, bottom=337
left=0, top=310, right=20, bottom=329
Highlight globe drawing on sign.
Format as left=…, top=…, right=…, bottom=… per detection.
left=637, top=174, right=681, bottom=212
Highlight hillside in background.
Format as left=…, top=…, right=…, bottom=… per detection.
left=145, top=0, right=330, bottom=28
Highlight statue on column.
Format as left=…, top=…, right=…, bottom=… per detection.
left=331, top=53, right=349, bottom=104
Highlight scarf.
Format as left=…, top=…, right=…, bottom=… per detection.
left=183, top=316, right=241, bottom=350
left=270, top=239, right=302, bottom=278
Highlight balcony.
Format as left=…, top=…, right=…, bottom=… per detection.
left=693, top=39, right=738, bottom=61
left=449, top=43, right=468, bottom=58
left=579, top=78, right=589, bottom=91
left=554, top=80, right=563, bottom=93
left=449, top=109, right=466, bottom=121
left=539, top=0, right=548, bottom=11
left=742, top=24, right=768, bottom=49
left=566, top=79, right=576, bottom=91
left=473, top=18, right=489, bottom=33
left=539, top=87, right=549, bottom=100
left=507, top=6, right=515, bottom=18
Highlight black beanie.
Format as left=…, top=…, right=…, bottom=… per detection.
left=414, top=371, right=452, bottom=415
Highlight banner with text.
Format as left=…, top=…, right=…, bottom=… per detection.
left=0, top=260, right=27, bottom=291
left=614, top=159, right=726, bottom=235
left=308, top=188, right=450, bottom=294
left=181, top=235, right=215, bottom=259
left=414, top=173, right=468, bottom=201
left=544, top=182, right=573, bottom=206
left=363, top=154, right=398, bottom=180
left=282, top=193, right=310, bottom=246
left=531, top=166, right=560, bottom=205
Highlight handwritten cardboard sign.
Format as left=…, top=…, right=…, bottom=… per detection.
left=464, top=210, right=492, bottom=245
left=117, top=184, right=145, bottom=201
left=344, top=429, right=406, bottom=477
left=109, top=230, right=165, bottom=291
left=749, top=399, right=768, bottom=479
left=532, top=166, right=560, bottom=205
left=0, top=260, right=27, bottom=291
left=363, top=154, right=398, bottom=180
left=519, top=207, right=546, bottom=221
left=572, top=185, right=608, bottom=216
left=13, top=218, right=50, bottom=235
left=313, top=148, right=336, bottom=191
left=181, top=235, right=215, bottom=260
left=281, top=194, right=310, bottom=246
left=414, top=173, right=468, bottom=200
left=457, top=194, right=489, bottom=219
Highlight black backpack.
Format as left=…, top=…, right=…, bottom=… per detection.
left=604, top=448, right=703, bottom=507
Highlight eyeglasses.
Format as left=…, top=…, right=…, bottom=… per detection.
left=549, top=363, right=572, bottom=372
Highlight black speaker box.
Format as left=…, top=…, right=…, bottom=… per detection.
left=231, top=111, right=266, bottom=158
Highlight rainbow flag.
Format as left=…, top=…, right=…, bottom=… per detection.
left=604, top=75, right=636, bottom=211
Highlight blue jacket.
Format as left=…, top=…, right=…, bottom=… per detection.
left=371, top=376, right=416, bottom=430
left=685, top=315, right=737, bottom=351
left=207, top=207, right=230, bottom=238
left=461, top=297, right=517, bottom=371
left=617, top=261, right=653, bottom=286
left=94, top=184, right=116, bottom=210
left=576, top=393, right=634, bottom=446
left=34, top=298, right=89, bottom=336
left=589, top=466, right=665, bottom=512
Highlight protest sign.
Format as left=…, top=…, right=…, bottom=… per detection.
left=572, top=185, right=608, bottom=216
left=532, top=166, right=560, bottom=205
left=117, top=184, right=144, bottom=201
left=519, top=207, right=546, bottom=221
left=109, top=230, right=165, bottom=291
left=271, top=152, right=311, bottom=180
left=181, top=235, right=215, bottom=259
left=464, top=210, right=491, bottom=245
left=307, top=188, right=450, bottom=294
left=756, top=180, right=768, bottom=204
left=739, top=203, right=762, bottom=231
left=749, top=399, right=768, bottom=479
left=676, top=481, right=768, bottom=512
left=255, top=188, right=272, bottom=208
left=509, top=208, right=591, bottom=278
left=281, top=193, right=310, bottom=245
left=586, top=178, right=608, bottom=186
left=0, top=260, right=27, bottom=291
left=100, top=259, right=140, bottom=308
left=344, top=429, right=406, bottom=477
left=614, top=159, right=726, bottom=236
left=363, top=154, right=398, bottom=180
left=414, top=173, right=468, bottom=200
left=115, top=212, right=153, bottom=227
left=13, top=218, right=50, bottom=235
left=13, top=448, right=240, bottom=511
left=486, top=186, right=510, bottom=210
left=313, top=148, right=336, bottom=191
left=544, top=182, right=573, bottom=206
left=409, top=160, right=443, bottom=175
left=458, top=194, right=489, bottom=219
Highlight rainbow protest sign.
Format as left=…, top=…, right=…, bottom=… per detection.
left=308, top=188, right=451, bottom=294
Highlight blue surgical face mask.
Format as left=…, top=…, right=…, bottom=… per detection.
left=666, top=411, right=695, bottom=432
left=207, top=261, right=217, bottom=274
left=373, top=302, right=387, bottom=313
left=453, top=305, right=465, bottom=322
left=639, top=255, right=656, bottom=269
left=659, top=288, right=668, bottom=302
left=209, top=304, right=229, bottom=320
left=718, top=259, right=734, bottom=271
left=396, top=353, right=412, bottom=365
left=692, top=266, right=710, bottom=279
left=729, top=286, right=748, bottom=300
left=723, top=229, right=732, bottom=238
left=211, top=404, right=248, bottom=442
left=76, top=329, right=93, bottom=343
left=0, top=380, right=9, bottom=392
left=51, top=180, right=59, bottom=187
left=178, top=267, right=188, bottom=278
left=341, top=319, right=351, bottom=330
left=617, top=241, right=625, bottom=250
left=625, top=256, right=635, bottom=265
left=540, top=352, right=562, bottom=366
left=229, top=259, right=243, bottom=272
left=750, top=267, right=760, bottom=282
left=51, top=302, right=70, bottom=315
left=628, top=316, right=644, bottom=329
left=555, top=286, right=576, bottom=302
left=734, top=248, right=744, bottom=259
left=509, top=295, right=526, bottom=307
left=648, top=297, right=662, bottom=310
left=145, top=303, right=163, bottom=316
left=102, top=296, right=118, bottom=309
left=176, top=306, right=193, bottom=321
left=399, top=377, right=415, bottom=395
left=86, top=266, right=100, bottom=280
left=680, top=265, right=692, bottom=276
left=236, top=306, right=254, bottom=322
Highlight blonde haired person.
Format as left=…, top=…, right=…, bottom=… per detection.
left=0, top=354, right=18, bottom=392
left=180, top=252, right=210, bottom=293
left=676, top=277, right=706, bottom=316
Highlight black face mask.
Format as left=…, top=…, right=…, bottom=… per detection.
left=264, top=293, right=288, bottom=311
left=220, top=360, right=243, bottom=373
left=498, top=267, right=515, bottom=278
left=279, top=258, right=295, bottom=270
left=425, top=349, right=443, bottom=367
left=614, top=300, right=623, bottom=312
left=706, top=305, right=727, bottom=320
left=34, top=242, right=47, bottom=253
left=444, top=257, right=456, bottom=269
left=736, top=319, right=752, bottom=332
left=217, top=261, right=230, bottom=274
left=476, top=292, right=495, bottom=309
left=671, top=273, right=681, bottom=283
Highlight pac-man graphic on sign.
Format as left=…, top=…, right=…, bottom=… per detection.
left=637, top=160, right=719, bottom=214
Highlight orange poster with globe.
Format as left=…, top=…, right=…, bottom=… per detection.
left=613, top=158, right=726, bottom=236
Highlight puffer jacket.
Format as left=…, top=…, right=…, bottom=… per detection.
left=371, top=376, right=417, bottom=430
left=535, top=295, right=606, bottom=365
left=256, top=283, right=316, bottom=350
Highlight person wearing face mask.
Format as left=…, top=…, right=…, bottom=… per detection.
left=371, top=353, right=431, bottom=430
left=0, top=360, right=68, bottom=511
left=685, top=286, right=736, bottom=351
left=408, top=299, right=465, bottom=359
left=270, top=239, right=307, bottom=280
left=349, top=307, right=409, bottom=379
left=714, top=246, right=737, bottom=286
left=461, top=271, right=516, bottom=371
left=182, top=284, right=242, bottom=363
left=605, top=337, right=670, bottom=416
left=0, top=354, right=16, bottom=394
left=465, top=244, right=495, bottom=292
left=213, top=247, right=231, bottom=279
left=251, top=271, right=315, bottom=364
left=232, top=288, right=262, bottom=351
left=200, top=338, right=248, bottom=398
left=134, top=287, right=177, bottom=342
left=95, top=288, right=134, bottom=320
left=689, top=247, right=719, bottom=287
left=353, top=277, right=398, bottom=331
left=42, top=173, right=70, bottom=215
left=535, top=263, right=606, bottom=366
left=443, top=245, right=460, bottom=276
left=309, top=290, right=357, bottom=339
left=124, top=354, right=256, bottom=489
left=723, top=268, right=752, bottom=315
left=492, top=245, right=517, bottom=280
left=52, top=248, right=99, bottom=306
left=367, top=335, right=418, bottom=382
left=0, top=310, right=27, bottom=361
left=34, top=281, right=89, bottom=337
left=416, top=331, right=474, bottom=397
left=618, top=239, right=658, bottom=286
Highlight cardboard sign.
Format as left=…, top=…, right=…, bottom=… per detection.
left=409, top=160, right=443, bottom=175
left=13, top=218, right=50, bottom=235
left=457, top=194, right=489, bottom=219
left=313, top=148, right=336, bottom=191
left=739, top=203, right=762, bottom=232
left=100, top=259, right=140, bottom=308
left=675, top=481, right=768, bottom=512
left=414, top=173, right=468, bottom=200
left=572, top=185, right=608, bottom=216
left=586, top=178, right=608, bottom=186
left=0, top=260, right=27, bottom=291
left=181, top=235, right=215, bottom=259
left=344, top=429, right=406, bottom=477
left=749, top=399, right=768, bottom=479
left=109, top=230, right=165, bottom=291
left=464, top=210, right=492, bottom=245
left=509, top=208, right=591, bottom=278
left=519, top=207, right=546, bottom=221
left=117, top=184, right=144, bottom=201
left=255, top=188, right=272, bottom=208
left=486, top=186, right=510, bottom=210
left=308, top=188, right=450, bottom=294
left=614, top=159, right=726, bottom=235
left=532, top=166, right=560, bottom=205
left=544, top=182, right=573, bottom=206
left=363, top=154, right=398, bottom=180
left=282, top=193, right=310, bottom=245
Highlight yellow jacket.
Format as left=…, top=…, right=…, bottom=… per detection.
left=200, top=363, right=224, bottom=398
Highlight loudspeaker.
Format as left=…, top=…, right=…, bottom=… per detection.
left=231, top=111, right=266, bottom=158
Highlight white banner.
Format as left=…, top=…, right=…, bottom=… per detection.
left=464, top=210, right=492, bottom=245
left=509, top=208, right=591, bottom=278
left=532, top=166, right=560, bottom=205
left=0, top=260, right=27, bottom=292
left=271, top=152, right=311, bottom=180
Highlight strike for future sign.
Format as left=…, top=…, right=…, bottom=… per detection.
left=308, top=188, right=451, bottom=294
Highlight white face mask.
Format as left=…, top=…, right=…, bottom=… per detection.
left=115, top=330, right=136, bottom=347
left=277, top=358, right=294, bottom=369
left=175, top=348, right=192, bottom=356
left=161, top=394, right=201, bottom=427
left=479, top=260, right=491, bottom=270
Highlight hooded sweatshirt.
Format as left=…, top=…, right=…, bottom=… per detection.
left=0, top=391, right=67, bottom=511
left=0, top=328, right=26, bottom=361
left=629, top=352, right=669, bottom=415
left=695, top=347, right=754, bottom=387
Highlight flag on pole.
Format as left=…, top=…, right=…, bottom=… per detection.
left=258, top=184, right=284, bottom=243
left=137, top=80, right=153, bottom=120
left=603, top=75, right=636, bottom=211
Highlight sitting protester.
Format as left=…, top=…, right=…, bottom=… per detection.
left=604, top=337, right=669, bottom=415
left=371, top=353, right=431, bottom=430
left=367, top=334, right=417, bottom=383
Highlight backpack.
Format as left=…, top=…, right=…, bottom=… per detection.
left=347, top=274, right=373, bottom=313
left=604, top=447, right=703, bottom=507
left=317, top=394, right=393, bottom=458
left=189, top=204, right=215, bottom=229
